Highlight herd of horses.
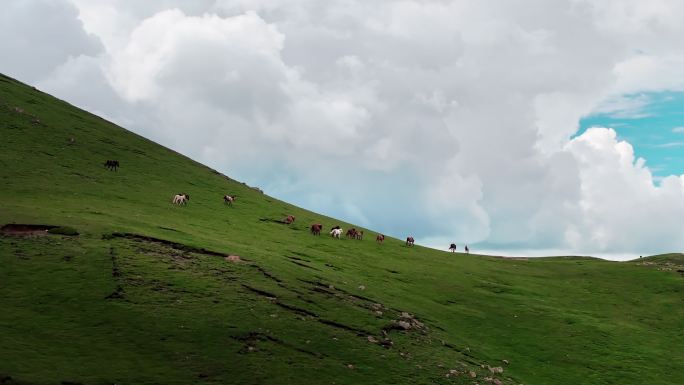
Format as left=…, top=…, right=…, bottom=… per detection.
left=174, top=194, right=470, bottom=252
left=104, top=159, right=469, bottom=253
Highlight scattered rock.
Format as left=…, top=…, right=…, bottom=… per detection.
left=469, top=371, right=477, bottom=378
left=367, top=336, right=378, bottom=343
left=358, top=285, right=366, bottom=290
left=225, top=255, right=243, bottom=263
left=502, top=359, right=509, bottom=365
left=346, top=364, right=355, bottom=370
left=488, top=366, right=504, bottom=374
left=388, top=311, right=426, bottom=332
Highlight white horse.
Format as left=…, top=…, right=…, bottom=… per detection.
left=330, top=228, right=342, bottom=239
left=172, top=194, right=187, bottom=205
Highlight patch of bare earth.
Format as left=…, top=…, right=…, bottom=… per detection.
left=1, top=224, right=57, bottom=236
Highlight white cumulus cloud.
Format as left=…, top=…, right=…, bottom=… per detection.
left=3, top=0, right=684, bottom=259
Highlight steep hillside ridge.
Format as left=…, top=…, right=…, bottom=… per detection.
left=1, top=74, right=683, bottom=385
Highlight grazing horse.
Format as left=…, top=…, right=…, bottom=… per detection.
left=356, top=230, right=364, bottom=240
left=376, top=234, right=385, bottom=243
left=330, top=228, right=342, bottom=239
left=346, top=228, right=358, bottom=239
left=172, top=193, right=189, bottom=205
left=285, top=215, right=296, bottom=224
left=223, top=195, right=236, bottom=206
left=449, top=243, right=457, bottom=253
left=310, top=223, right=323, bottom=236
left=406, top=236, right=415, bottom=246
left=465, top=245, right=469, bottom=254
left=104, top=160, right=119, bottom=171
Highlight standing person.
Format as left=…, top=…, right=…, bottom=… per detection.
left=465, top=245, right=469, bottom=254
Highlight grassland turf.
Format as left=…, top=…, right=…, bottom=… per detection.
left=1, top=73, right=683, bottom=385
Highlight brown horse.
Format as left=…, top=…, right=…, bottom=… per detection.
left=285, top=215, right=296, bottom=224
left=376, top=234, right=385, bottom=243
left=310, top=223, right=322, bottom=235
left=223, top=195, right=236, bottom=206
left=406, top=236, right=415, bottom=246
left=346, top=228, right=357, bottom=239
left=356, top=230, right=364, bottom=240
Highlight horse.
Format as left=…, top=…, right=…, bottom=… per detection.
left=406, top=236, right=415, bottom=246
left=376, top=234, right=385, bottom=243
left=104, top=160, right=119, bottom=171
left=172, top=193, right=189, bottom=205
left=330, top=228, right=342, bottom=239
left=285, top=215, right=296, bottom=224
left=465, top=245, right=469, bottom=254
left=223, top=195, right=236, bottom=206
left=310, top=223, right=323, bottom=236
left=346, top=228, right=358, bottom=239
left=449, top=243, right=457, bottom=253
left=356, top=230, right=364, bottom=240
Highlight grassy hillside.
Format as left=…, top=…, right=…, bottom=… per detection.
left=1, top=73, right=683, bottom=385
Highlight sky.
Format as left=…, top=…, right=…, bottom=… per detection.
left=579, top=91, right=684, bottom=178
left=3, top=0, right=684, bottom=260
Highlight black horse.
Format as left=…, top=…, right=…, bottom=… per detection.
left=104, top=160, right=120, bottom=171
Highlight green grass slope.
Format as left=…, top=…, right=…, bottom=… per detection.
left=1, top=73, right=683, bottom=385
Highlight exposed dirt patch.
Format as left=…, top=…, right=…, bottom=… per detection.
left=1, top=224, right=57, bottom=236
left=108, top=232, right=236, bottom=259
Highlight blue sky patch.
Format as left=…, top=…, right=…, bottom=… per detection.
left=578, top=91, right=684, bottom=179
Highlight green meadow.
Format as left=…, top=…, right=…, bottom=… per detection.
left=1, top=73, right=682, bottom=385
